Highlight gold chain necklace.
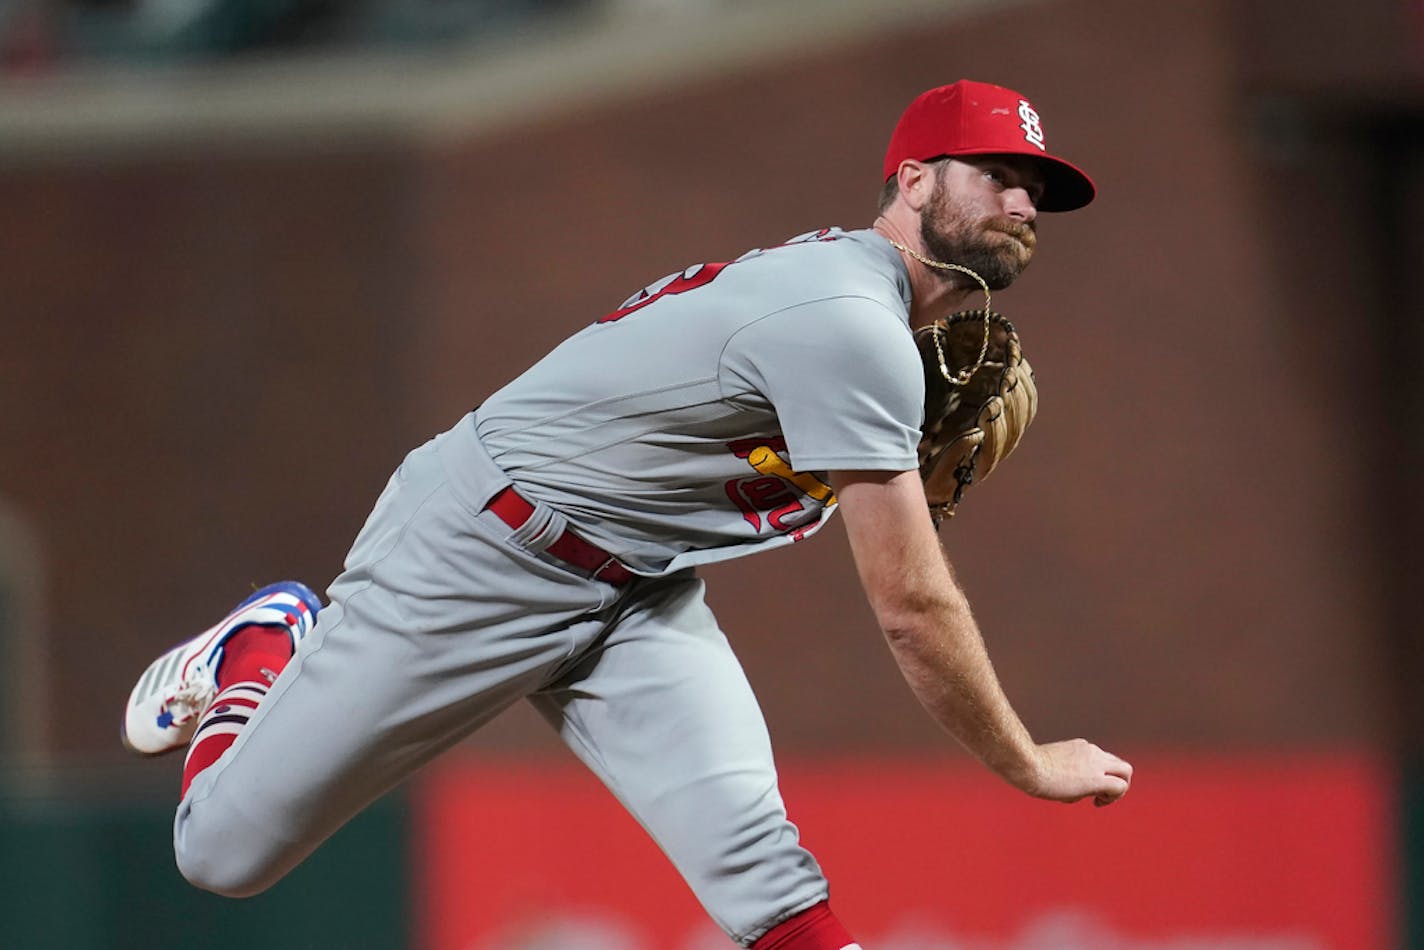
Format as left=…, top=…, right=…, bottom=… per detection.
left=886, top=240, right=992, bottom=386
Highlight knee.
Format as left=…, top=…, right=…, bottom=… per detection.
left=173, top=800, right=290, bottom=898
left=175, top=844, right=283, bottom=898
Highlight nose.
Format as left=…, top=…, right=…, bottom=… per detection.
left=1004, top=188, right=1037, bottom=223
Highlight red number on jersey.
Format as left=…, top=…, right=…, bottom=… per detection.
left=597, top=262, right=729, bottom=324
left=596, top=231, right=841, bottom=325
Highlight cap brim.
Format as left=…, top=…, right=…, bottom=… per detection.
left=944, top=148, right=1096, bottom=212
left=1034, top=154, right=1095, bottom=212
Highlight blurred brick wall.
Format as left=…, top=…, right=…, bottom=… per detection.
left=0, top=147, right=421, bottom=757
left=0, top=0, right=1407, bottom=761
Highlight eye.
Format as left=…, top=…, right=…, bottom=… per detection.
left=986, top=164, right=1045, bottom=206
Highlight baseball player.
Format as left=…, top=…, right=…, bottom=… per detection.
left=122, top=79, right=1132, bottom=949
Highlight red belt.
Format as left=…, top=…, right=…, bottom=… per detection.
left=487, top=486, right=636, bottom=586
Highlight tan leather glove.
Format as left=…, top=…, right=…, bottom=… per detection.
left=915, top=310, right=1038, bottom=525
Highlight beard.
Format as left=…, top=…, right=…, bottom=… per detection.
left=919, top=175, right=1037, bottom=291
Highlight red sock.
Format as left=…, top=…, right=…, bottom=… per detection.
left=752, top=902, right=860, bottom=950
left=179, top=626, right=295, bottom=798
left=216, top=625, right=294, bottom=689
left=180, top=682, right=267, bottom=797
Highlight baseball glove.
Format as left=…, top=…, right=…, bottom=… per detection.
left=915, top=310, right=1037, bottom=525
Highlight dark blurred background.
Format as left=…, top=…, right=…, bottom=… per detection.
left=0, top=0, right=1420, bottom=946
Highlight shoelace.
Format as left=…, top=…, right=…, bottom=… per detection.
left=163, top=665, right=217, bottom=726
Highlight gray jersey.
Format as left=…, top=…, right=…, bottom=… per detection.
left=475, top=228, right=922, bottom=575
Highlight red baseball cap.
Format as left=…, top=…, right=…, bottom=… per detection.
left=883, top=79, right=1096, bottom=212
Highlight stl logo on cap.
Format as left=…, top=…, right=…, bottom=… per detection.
left=1017, top=100, right=1045, bottom=151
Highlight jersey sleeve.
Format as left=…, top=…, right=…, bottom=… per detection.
left=720, top=297, right=923, bottom=472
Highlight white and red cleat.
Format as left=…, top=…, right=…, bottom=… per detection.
left=121, top=581, right=322, bottom=756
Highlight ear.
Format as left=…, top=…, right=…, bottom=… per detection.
left=893, top=160, right=938, bottom=212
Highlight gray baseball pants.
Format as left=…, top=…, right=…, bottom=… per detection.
left=172, top=417, right=829, bottom=945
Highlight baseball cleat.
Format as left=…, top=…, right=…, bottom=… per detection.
left=121, top=581, right=322, bottom=756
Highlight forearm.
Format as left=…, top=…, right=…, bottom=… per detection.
left=876, top=565, right=1037, bottom=787
left=832, top=470, right=1133, bottom=806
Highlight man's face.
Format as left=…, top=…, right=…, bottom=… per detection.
left=919, top=156, right=1044, bottom=291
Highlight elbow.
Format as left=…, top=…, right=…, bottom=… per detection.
left=869, top=574, right=973, bottom=644
left=874, top=593, right=954, bottom=645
